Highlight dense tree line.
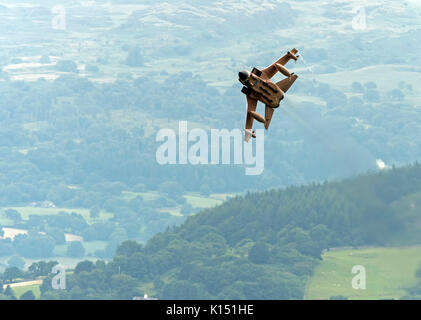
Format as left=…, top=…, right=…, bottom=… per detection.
left=0, top=66, right=420, bottom=209
left=38, top=163, right=421, bottom=299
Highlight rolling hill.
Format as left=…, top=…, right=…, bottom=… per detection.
left=39, top=163, right=421, bottom=299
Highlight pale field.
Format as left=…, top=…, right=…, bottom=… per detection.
left=306, top=246, right=421, bottom=300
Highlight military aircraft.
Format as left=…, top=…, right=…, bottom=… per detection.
left=238, top=48, right=299, bottom=142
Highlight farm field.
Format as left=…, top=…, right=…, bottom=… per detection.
left=0, top=191, right=235, bottom=273
left=0, top=206, right=113, bottom=225
left=0, top=255, right=96, bottom=272
left=122, top=191, right=235, bottom=215
left=306, top=246, right=421, bottom=300
left=316, top=64, right=421, bottom=96
left=12, top=283, right=41, bottom=299
left=3, top=281, right=42, bottom=299
left=53, top=240, right=108, bottom=257
left=1, top=191, right=231, bottom=226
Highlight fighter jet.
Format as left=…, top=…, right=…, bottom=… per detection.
left=239, top=48, right=299, bottom=142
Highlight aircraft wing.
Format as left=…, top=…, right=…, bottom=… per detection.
left=245, top=96, right=258, bottom=142
left=261, top=48, right=299, bottom=80
left=276, top=74, right=298, bottom=93
left=264, top=105, right=275, bottom=130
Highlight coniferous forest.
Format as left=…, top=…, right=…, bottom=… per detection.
left=35, top=163, right=421, bottom=299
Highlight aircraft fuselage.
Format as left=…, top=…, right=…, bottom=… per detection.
left=240, top=72, right=284, bottom=108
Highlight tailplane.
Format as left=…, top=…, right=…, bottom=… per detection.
left=276, top=74, right=298, bottom=94
left=244, top=129, right=256, bottom=142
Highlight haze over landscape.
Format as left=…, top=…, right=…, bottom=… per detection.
left=0, top=0, right=420, bottom=300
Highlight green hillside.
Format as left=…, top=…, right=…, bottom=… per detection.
left=306, top=246, right=421, bottom=300
left=39, top=163, right=421, bottom=299
left=12, top=283, right=41, bottom=299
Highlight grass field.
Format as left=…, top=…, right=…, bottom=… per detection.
left=122, top=191, right=234, bottom=215
left=306, top=246, right=421, bottom=300
left=0, top=192, right=233, bottom=223
left=184, top=193, right=232, bottom=208
left=110, top=110, right=210, bottom=138
left=0, top=255, right=98, bottom=273
left=10, top=283, right=42, bottom=299
left=121, top=191, right=160, bottom=202
left=54, top=241, right=108, bottom=257
left=316, top=64, right=421, bottom=95
left=156, top=192, right=233, bottom=217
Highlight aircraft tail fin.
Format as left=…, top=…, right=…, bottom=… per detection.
left=276, top=74, right=298, bottom=94
left=289, top=48, right=299, bottom=61
left=245, top=129, right=252, bottom=142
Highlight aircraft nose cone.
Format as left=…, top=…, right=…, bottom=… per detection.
left=239, top=71, right=248, bottom=81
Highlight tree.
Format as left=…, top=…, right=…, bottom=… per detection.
left=181, top=203, right=193, bottom=215
left=110, top=274, right=140, bottom=299
left=125, top=47, right=143, bottom=67
left=351, top=82, right=364, bottom=93
left=128, top=196, right=143, bottom=212
left=415, top=265, right=421, bottom=279
left=4, top=285, right=16, bottom=299
left=67, top=241, right=85, bottom=258
left=8, top=256, right=25, bottom=269
left=90, top=222, right=115, bottom=241
left=388, top=89, right=404, bottom=101
left=310, top=224, right=330, bottom=251
left=0, top=242, right=14, bottom=257
left=40, top=274, right=55, bottom=295
left=40, top=54, right=51, bottom=64
left=15, top=234, right=55, bottom=258
left=158, top=181, right=185, bottom=197
left=74, top=260, right=95, bottom=274
left=363, top=89, right=380, bottom=102
left=5, top=209, right=22, bottom=222
left=3, top=267, right=25, bottom=283
left=349, top=96, right=364, bottom=107
left=110, top=228, right=128, bottom=247
left=162, top=281, right=202, bottom=300
left=364, top=82, right=377, bottom=90
left=199, top=184, right=211, bottom=196
left=46, top=227, right=66, bottom=245
left=56, top=60, right=78, bottom=73
left=20, top=290, right=36, bottom=300
left=248, top=242, right=270, bottom=264
left=27, top=261, right=58, bottom=278
left=116, top=240, right=143, bottom=258
left=89, top=206, right=100, bottom=219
